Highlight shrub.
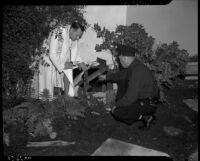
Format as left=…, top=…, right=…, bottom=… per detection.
left=152, top=42, right=189, bottom=88
left=3, top=89, right=87, bottom=139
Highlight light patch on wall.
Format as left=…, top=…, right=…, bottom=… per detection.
left=84, top=5, right=127, bottom=30
left=78, top=6, right=127, bottom=64
left=126, top=0, right=197, bottom=55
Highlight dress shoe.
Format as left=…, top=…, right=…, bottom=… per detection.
left=138, top=115, right=156, bottom=129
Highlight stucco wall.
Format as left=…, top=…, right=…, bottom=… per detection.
left=78, top=5, right=127, bottom=64
left=126, top=0, right=198, bottom=56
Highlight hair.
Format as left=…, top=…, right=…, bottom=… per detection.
left=115, top=43, right=138, bottom=57
left=70, top=21, right=86, bottom=32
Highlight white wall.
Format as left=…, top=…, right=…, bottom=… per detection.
left=78, top=5, right=127, bottom=64
left=126, top=0, right=198, bottom=56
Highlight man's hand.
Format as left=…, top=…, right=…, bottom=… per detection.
left=78, top=62, right=87, bottom=71
left=98, top=75, right=106, bottom=81
left=64, top=61, right=73, bottom=69
left=110, top=48, right=118, bottom=56
left=111, top=105, right=116, bottom=113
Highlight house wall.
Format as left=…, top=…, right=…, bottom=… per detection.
left=126, top=0, right=198, bottom=56
left=78, top=5, right=127, bottom=64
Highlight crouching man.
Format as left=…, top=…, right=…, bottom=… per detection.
left=99, top=44, right=160, bottom=129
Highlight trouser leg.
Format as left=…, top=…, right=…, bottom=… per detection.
left=139, top=104, right=157, bottom=116
left=111, top=102, right=141, bottom=125
left=111, top=101, right=157, bottom=125
left=73, top=68, right=82, bottom=97
left=63, top=74, right=70, bottom=97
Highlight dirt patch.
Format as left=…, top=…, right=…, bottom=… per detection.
left=3, top=79, right=198, bottom=161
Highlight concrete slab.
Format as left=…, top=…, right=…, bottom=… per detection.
left=188, top=151, right=198, bottom=161
left=91, top=138, right=170, bottom=156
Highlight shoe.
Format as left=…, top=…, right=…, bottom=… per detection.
left=138, top=115, right=156, bottom=129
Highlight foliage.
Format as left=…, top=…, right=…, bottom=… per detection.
left=94, top=23, right=155, bottom=62
left=93, top=23, right=189, bottom=102
left=2, top=5, right=88, bottom=99
left=152, top=42, right=189, bottom=88
left=3, top=89, right=87, bottom=138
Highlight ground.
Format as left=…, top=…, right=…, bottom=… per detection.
left=3, top=79, right=198, bottom=161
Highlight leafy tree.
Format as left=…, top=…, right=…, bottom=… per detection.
left=153, top=42, right=189, bottom=87
left=94, top=23, right=155, bottom=66
left=2, top=5, right=88, bottom=99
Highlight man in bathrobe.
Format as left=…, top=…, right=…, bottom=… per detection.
left=39, top=21, right=87, bottom=99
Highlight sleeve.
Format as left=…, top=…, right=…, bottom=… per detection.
left=49, top=32, right=65, bottom=73
left=106, top=69, right=127, bottom=82
left=116, top=68, right=142, bottom=107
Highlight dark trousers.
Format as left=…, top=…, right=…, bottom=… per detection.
left=62, top=68, right=83, bottom=97
left=111, top=100, right=157, bottom=125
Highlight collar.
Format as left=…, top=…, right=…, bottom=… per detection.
left=128, top=58, right=142, bottom=69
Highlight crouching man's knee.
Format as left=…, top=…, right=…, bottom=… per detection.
left=110, top=106, right=133, bottom=125
left=111, top=105, right=141, bottom=125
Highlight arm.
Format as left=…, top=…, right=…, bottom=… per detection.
left=116, top=68, right=142, bottom=107
left=106, top=69, right=128, bottom=82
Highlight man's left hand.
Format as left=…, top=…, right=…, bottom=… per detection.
left=78, top=62, right=87, bottom=71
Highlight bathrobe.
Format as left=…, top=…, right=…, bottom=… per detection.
left=39, top=26, right=82, bottom=99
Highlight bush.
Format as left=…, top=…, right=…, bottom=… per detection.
left=3, top=90, right=87, bottom=139
left=152, top=42, right=189, bottom=88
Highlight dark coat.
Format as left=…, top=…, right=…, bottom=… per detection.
left=106, top=58, right=159, bottom=107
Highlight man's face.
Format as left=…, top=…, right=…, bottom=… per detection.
left=69, top=28, right=83, bottom=41
left=119, top=55, right=128, bottom=68
left=119, top=55, right=134, bottom=68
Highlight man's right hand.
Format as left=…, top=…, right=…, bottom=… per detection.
left=64, top=61, right=73, bottom=69
left=98, top=75, right=106, bottom=81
